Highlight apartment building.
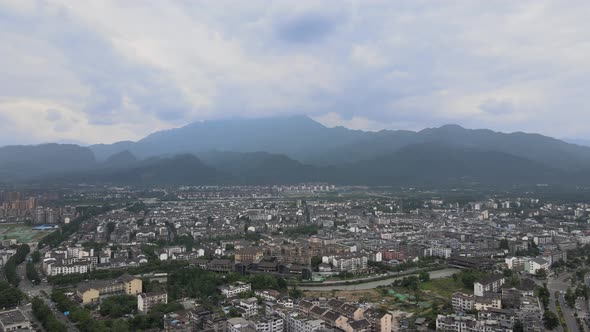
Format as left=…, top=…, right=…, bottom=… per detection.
left=76, top=274, right=142, bottom=304
left=138, top=291, right=168, bottom=313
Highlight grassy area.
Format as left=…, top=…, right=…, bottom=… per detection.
left=419, top=276, right=471, bottom=298
left=0, top=223, right=50, bottom=243
left=304, top=289, right=383, bottom=303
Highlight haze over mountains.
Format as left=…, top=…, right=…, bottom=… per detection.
left=1, top=115, right=590, bottom=187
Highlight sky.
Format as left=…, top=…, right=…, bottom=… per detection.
left=1, top=0, right=590, bottom=145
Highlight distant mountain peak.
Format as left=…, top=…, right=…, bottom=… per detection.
left=438, top=124, right=466, bottom=130
left=103, top=150, right=138, bottom=168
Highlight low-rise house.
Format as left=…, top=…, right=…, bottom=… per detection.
left=0, top=308, right=32, bottom=332
left=238, top=297, right=258, bottom=318
left=255, top=290, right=281, bottom=302
left=344, top=319, right=371, bottom=332
left=227, top=317, right=253, bottom=332
left=364, top=308, right=393, bottom=332
left=436, top=314, right=512, bottom=332
left=220, top=282, right=252, bottom=298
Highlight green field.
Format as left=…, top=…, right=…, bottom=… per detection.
left=419, top=277, right=472, bottom=298
left=0, top=223, right=51, bottom=243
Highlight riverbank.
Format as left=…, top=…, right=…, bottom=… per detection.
left=296, top=268, right=460, bottom=291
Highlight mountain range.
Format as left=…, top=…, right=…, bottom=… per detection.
left=2, top=115, right=590, bottom=187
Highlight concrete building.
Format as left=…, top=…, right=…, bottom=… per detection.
left=238, top=297, right=259, bottom=318
left=251, top=316, right=284, bottom=332
left=424, top=246, right=452, bottom=259
left=452, top=293, right=474, bottom=312
left=436, top=314, right=512, bottom=332
left=235, top=248, right=264, bottom=264
left=0, top=308, right=32, bottom=332
left=283, top=312, right=324, bottom=332
left=45, top=260, right=91, bottom=276
left=76, top=274, right=142, bottom=304
left=220, top=282, right=252, bottom=298
left=474, top=275, right=505, bottom=297
left=525, top=258, right=549, bottom=275
left=363, top=308, right=393, bottom=332
left=138, top=291, right=168, bottom=313
left=331, top=255, right=368, bottom=273
left=227, top=317, right=254, bottom=332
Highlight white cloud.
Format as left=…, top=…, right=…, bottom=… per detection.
left=1, top=0, right=590, bottom=144
left=0, top=97, right=167, bottom=144
left=313, top=112, right=419, bottom=132
left=350, top=45, right=387, bottom=67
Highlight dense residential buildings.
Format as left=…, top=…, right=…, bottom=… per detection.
left=2, top=185, right=589, bottom=332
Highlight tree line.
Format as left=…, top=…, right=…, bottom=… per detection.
left=31, top=297, right=68, bottom=331
left=3, top=244, right=30, bottom=287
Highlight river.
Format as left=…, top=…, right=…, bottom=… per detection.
left=298, top=268, right=461, bottom=291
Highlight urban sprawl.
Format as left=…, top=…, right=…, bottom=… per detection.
left=1, top=185, right=589, bottom=332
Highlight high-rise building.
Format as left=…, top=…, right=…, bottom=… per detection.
left=34, top=207, right=46, bottom=225
left=27, top=197, right=36, bottom=210
left=7, top=192, right=21, bottom=202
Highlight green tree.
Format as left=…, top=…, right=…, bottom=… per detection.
left=461, top=273, right=477, bottom=289
left=26, top=261, right=41, bottom=284
left=311, top=256, right=322, bottom=271
left=0, top=281, right=23, bottom=308
left=419, top=271, right=430, bottom=282
left=229, top=307, right=240, bottom=317
left=31, top=297, right=67, bottom=331
left=4, top=244, right=30, bottom=287
left=401, top=276, right=420, bottom=290
left=535, top=268, right=547, bottom=280
left=536, top=285, right=550, bottom=309
left=110, top=320, right=130, bottom=332
left=543, top=311, right=559, bottom=330
left=565, top=288, right=576, bottom=308
left=289, top=286, right=304, bottom=299
left=99, top=295, right=137, bottom=318
left=31, top=250, right=41, bottom=263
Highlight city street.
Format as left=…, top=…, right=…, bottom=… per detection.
left=548, top=273, right=580, bottom=332
left=16, top=256, right=52, bottom=298
left=16, top=255, right=79, bottom=331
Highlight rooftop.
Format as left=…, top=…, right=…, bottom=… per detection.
left=0, top=309, right=29, bottom=326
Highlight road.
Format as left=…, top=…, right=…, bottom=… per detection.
left=16, top=255, right=79, bottom=331
left=40, top=294, right=78, bottom=332
left=16, top=257, right=52, bottom=298
left=548, top=272, right=580, bottom=332
left=299, top=268, right=460, bottom=291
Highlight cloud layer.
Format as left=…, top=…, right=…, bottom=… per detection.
left=1, top=0, right=589, bottom=144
